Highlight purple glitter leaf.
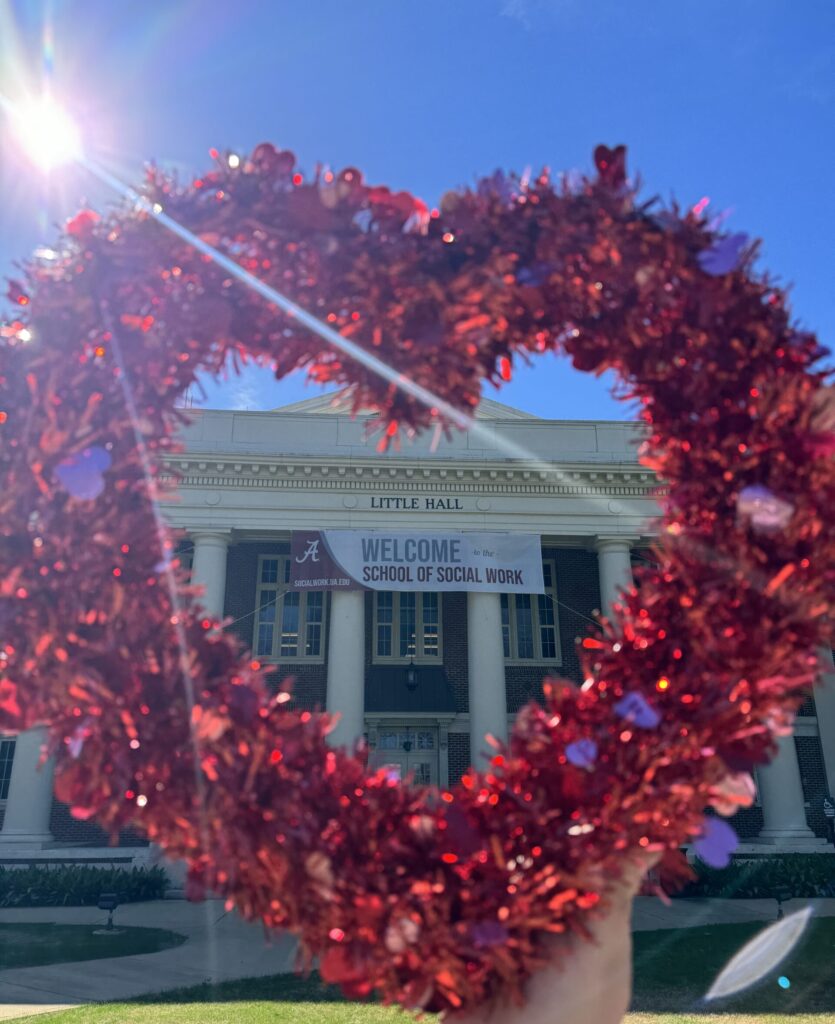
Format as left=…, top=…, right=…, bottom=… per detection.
left=469, top=921, right=509, bottom=949
left=697, top=233, right=749, bottom=276
left=614, top=692, right=661, bottom=729
left=565, top=738, right=598, bottom=769
left=737, top=485, right=794, bottom=533
left=54, top=446, right=112, bottom=500
left=516, top=263, right=555, bottom=287
left=694, top=817, right=738, bottom=868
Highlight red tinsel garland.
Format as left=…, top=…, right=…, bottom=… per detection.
left=0, top=143, right=833, bottom=1015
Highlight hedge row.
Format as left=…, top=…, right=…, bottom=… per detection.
left=0, top=865, right=168, bottom=907
left=2, top=855, right=832, bottom=907
left=679, top=853, right=835, bottom=899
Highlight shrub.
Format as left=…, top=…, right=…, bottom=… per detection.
left=678, top=853, right=835, bottom=899
left=0, top=865, right=168, bottom=907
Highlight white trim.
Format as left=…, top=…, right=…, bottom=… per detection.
left=162, top=457, right=658, bottom=497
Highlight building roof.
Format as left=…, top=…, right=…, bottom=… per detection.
left=272, top=390, right=537, bottom=420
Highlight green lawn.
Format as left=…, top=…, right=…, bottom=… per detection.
left=631, top=917, right=834, bottom=1015
left=4, top=919, right=834, bottom=1023
left=0, top=924, right=185, bottom=970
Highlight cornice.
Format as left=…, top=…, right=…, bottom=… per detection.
left=160, top=456, right=661, bottom=499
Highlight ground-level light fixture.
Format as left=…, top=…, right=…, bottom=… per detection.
left=97, top=891, right=119, bottom=931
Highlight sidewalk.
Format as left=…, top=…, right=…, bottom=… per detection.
left=1, top=896, right=834, bottom=1021
left=0, top=899, right=295, bottom=1021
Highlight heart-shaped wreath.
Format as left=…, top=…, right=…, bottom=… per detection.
left=1, top=143, right=833, bottom=1015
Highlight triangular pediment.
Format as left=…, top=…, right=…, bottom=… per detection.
left=272, top=389, right=537, bottom=421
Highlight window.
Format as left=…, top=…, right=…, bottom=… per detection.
left=374, top=592, right=442, bottom=660
left=0, top=738, right=15, bottom=800
left=253, top=556, right=326, bottom=660
left=175, top=541, right=194, bottom=577
left=501, top=559, right=561, bottom=663
left=377, top=730, right=436, bottom=751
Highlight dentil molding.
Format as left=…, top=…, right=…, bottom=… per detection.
left=160, top=458, right=661, bottom=499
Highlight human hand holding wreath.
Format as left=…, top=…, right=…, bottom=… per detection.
left=453, top=851, right=657, bottom=1024
left=1, top=142, right=832, bottom=1016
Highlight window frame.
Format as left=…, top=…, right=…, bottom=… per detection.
left=502, top=558, right=562, bottom=665
left=253, top=555, right=327, bottom=663
left=372, top=591, right=443, bottom=663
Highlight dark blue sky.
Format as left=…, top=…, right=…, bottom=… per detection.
left=2, top=0, right=833, bottom=419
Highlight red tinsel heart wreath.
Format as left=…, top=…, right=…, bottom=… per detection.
left=1, top=143, right=833, bottom=1015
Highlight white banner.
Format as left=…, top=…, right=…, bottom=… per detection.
left=290, top=531, right=543, bottom=593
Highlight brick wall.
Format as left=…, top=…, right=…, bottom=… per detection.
left=729, top=805, right=764, bottom=839
left=448, top=733, right=471, bottom=788
left=505, top=666, right=547, bottom=713
left=49, top=800, right=148, bottom=847
left=0, top=782, right=147, bottom=848
left=442, top=592, right=469, bottom=712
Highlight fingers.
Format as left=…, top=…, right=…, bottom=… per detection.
left=609, top=849, right=662, bottom=899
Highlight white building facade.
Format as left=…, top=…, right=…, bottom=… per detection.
left=2, top=397, right=834, bottom=860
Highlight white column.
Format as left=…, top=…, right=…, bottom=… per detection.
left=326, top=590, right=366, bottom=749
left=756, top=733, right=825, bottom=846
left=595, top=537, right=634, bottom=618
left=467, top=591, right=508, bottom=770
left=190, top=531, right=230, bottom=619
left=0, top=728, right=54, bottom=846
left=814, top=648, right=835, bottom=795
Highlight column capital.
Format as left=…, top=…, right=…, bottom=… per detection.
left=189, top=529, right=232, bottom=545
left=594, top=535, right=640, bottom=552
left=595, top=536, right=637, bottom=618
